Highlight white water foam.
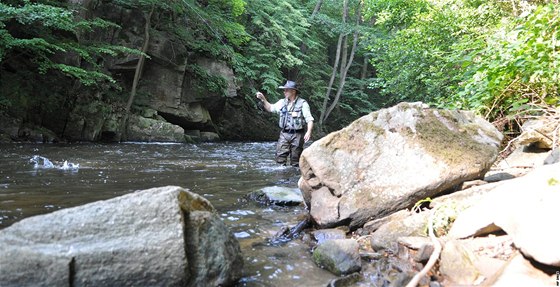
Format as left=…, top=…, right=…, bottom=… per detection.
left=30, top=155, right=79, bottom=170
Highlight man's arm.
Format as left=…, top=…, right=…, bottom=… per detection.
left=304, top=120, right=314, bottom=143
left=302, top=100, right=314, bottom=142
left=256, top=92, right=273, bottom=112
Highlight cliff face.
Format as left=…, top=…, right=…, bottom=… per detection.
left=0, top=1, right=277, bottom=143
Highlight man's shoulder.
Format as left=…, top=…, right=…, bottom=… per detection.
left=273, top=99, right=285, bottom=105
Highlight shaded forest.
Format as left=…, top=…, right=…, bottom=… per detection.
left=1, top=0, right=558, bottom=140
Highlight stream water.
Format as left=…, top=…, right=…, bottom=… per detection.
left=0, top=142, right=337, bottom=286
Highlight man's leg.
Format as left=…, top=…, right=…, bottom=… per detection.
left=289, top=132, right=304, bottom=167
left=275, top=132, right=291, bottom=165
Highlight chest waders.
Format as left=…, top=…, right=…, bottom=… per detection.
left=275, top=98, right=306, bottom=167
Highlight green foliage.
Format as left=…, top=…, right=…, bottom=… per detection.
left=0, top=1, right=136, bottom=86
left=234, top=0, right=309, bottom=97
left=363, top=0, right=499, bottom=106
left=177, top=0, right=250, bottom=58
left=447, top=4, right=560, bottom=120
left=363, top=0, right=558, bottom=128
left=412, top=197, right=461, bottom=237
left=429, top=200, right=461, bottom=237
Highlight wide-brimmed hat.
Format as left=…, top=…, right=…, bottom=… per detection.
left=278, top=80, right=298, bottom=91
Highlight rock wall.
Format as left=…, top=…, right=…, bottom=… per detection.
left=0, top=1, right=278, bottom=143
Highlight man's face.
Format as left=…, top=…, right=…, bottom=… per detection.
left=283, top=89, right=296, bottom=98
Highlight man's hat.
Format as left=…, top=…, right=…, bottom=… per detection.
left=278, top=80, right=298, bottom=91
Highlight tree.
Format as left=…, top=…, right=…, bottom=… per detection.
left=0, top=1, right=136, bottom=86
left=318, top=0, right=361, bottom=129
left=0, top=0, right=140, bottom=123
left=112, top=0, right=249, bottom=140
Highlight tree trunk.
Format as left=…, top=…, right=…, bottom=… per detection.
left=323, top=31, right=358, bottom=123
left=322, top=1, right=361, bottom=124
left=319, top=33, right=344, bottom=128
left=361, top=56, right=368, bottom=80
left=319, top=0, right=349, bottom=130
left=118, top=6, right=154, bottom=141
left=300, top=1, right=324, bottom=57
left=311, top=0, right=323, bottom=17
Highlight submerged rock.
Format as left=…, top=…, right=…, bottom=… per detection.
left=299, top=102, right=502, bottom=228
left=248, top=186, right=304, bottom=206
left=0, top=186, right=243, bottom=286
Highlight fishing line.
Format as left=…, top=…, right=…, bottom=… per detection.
left=181, top=0, right=229, bottom=46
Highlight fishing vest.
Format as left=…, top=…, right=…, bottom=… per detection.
left=279, top=98, right=306, bottom=130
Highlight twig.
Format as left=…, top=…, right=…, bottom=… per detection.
left=405, top=210, right=443, bottom=287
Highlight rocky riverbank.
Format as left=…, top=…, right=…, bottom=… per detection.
left=293, top=102, right=560, bottom=286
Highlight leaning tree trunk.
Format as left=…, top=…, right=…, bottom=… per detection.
left=319, top=0, right=363, bottom=129
left=319, top=32, right=344, bottom=129
left=318, top=0, right=349, bottom=131
left=311, top=0, right=323, bottom=17
left=119, top=5, right=154, bottom=142
left=322, top=30, right=358, bottom=123
left=323, top=2, right=361, bottom=123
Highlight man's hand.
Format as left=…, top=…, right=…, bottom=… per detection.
left=256, top=92, right=272, bottom=112
left=304, top=121, right=314, bottom=143
left=304, top=131, right=312, bottom=143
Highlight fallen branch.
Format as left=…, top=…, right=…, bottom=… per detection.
left=405, top=210, right=443, bottom=287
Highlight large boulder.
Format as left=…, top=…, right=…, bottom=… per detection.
left=299, top=102, right=503, bottom=228
left=0, top=186, right=243, bottom=286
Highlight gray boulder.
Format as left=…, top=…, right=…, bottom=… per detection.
left=313, top=239, right=362, bottom=275
left=299, top=102, right=503, bottom=228
left=369, top=211, right=429, bottom=252
left=126, top=115, right=186, bottom=142
left=200, top=131, right=221, bottom=142
left=0, top=186, right=243, bottom=286
left=486, top=253, right=555, bottom=286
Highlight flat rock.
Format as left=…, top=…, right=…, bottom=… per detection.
left=248, top=186, right=304, bottom=206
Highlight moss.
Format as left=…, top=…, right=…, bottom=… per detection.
left=325, top=112, right=386, bottom=151
left=312, top=249, right=338, bottom=275
left=178, top=190, right=215, bottom=212
left=415, top=109, right=496, bottom=167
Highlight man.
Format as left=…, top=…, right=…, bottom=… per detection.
left=256, top=80, right=314, bottom=167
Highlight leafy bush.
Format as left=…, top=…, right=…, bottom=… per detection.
left=449, top=4, right=559, bottom=121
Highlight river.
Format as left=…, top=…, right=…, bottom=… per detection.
left=0, top=142, right=337, bottom=286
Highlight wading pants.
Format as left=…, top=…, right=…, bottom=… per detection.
left=275, top=131, right=304, bottom=166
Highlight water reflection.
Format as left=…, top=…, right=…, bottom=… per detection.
left=0, top=142, right=335, bottom=286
